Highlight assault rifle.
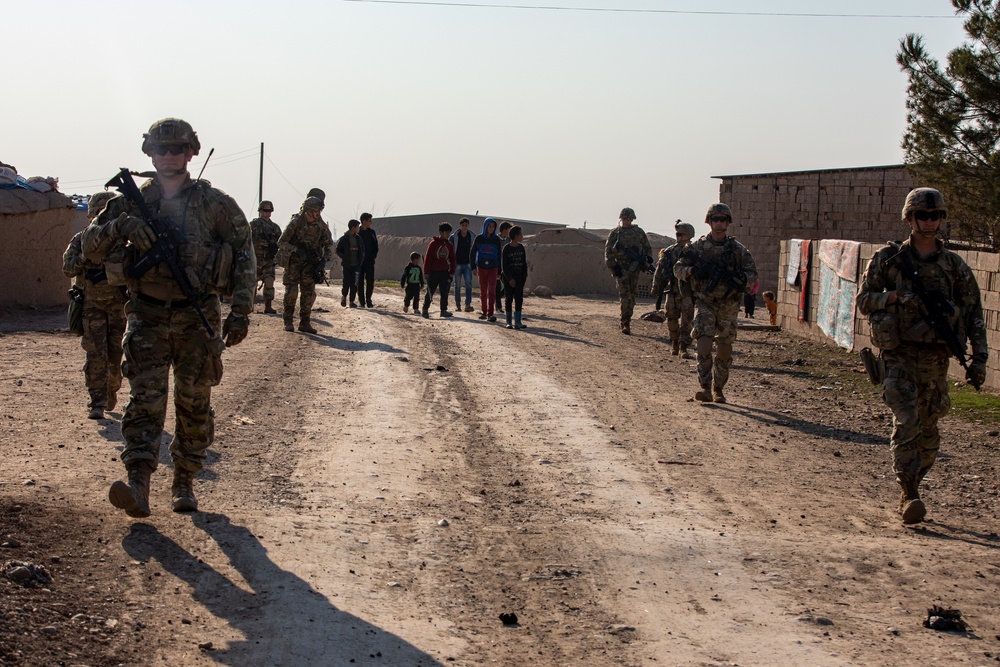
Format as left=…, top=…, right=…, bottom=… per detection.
left=690, top=257, right=747, bottom=300
left=297, top=246, right=329, bottom=285
left=105, top=168, right=216, bottom=338
left=615, top=240, right=654, bottom=274
left=892, top=243, right=980, bottom=390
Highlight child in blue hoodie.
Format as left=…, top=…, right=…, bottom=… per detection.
left=471, top=217, right=502, bottom=321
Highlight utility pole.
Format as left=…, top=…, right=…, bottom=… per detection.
left=258, top=142, right=264, bottom=204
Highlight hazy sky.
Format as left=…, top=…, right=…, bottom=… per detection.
left=4, top=0, right=968, bottom=237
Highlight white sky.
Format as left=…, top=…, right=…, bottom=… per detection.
left=3, top=0, right=968, bottom=237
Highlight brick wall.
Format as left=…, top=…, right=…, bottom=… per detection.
left=777, top=239, right=1000, bottom=391
left=720, top=165, right=913, bottom=299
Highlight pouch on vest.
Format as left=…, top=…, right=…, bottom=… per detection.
left=210, top=243, right=234, bottom=295
left=868, top=310, right=900, bottom=350
left=67, top=288, right=85, bottom=336
left=102, top=245, right=133, bottom=287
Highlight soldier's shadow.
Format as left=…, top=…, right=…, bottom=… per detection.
left=523, top=326, right=604, bottom=348
left=122, top=514, right=444, bottom=666
left=716, top=403, right=886, bottom=445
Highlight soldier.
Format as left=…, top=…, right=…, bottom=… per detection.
left=651, top=221, right=695, bottom=357
left=250, top=200, right=281, bottom=314
left=277, top=196, right=333, bottom=333
left=62, top=191, right=126, bottom=419
left=605, top=207, right=652, bottom=335
left=357, top=212, right=379, bottom=308
left=857, top=188, right=987, bottom=525
left=673, top=204, right=757, bottom=403
left=82, top=117, right=255, bottom=517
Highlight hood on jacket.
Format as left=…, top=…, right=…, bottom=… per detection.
left=481, top=217, right=499, bottom=238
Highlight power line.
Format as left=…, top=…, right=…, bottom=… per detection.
left=342, top=0, right=958, bottom=19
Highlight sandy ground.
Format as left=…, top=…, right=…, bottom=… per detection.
left=1, top=282, right=999, bottom=667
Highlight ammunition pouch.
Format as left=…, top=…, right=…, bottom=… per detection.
left=102, top=244, right=134, bottom=287
left=860, top=347, right=885, bottom=385
left=868, top=310, right=900, bottom=351
left=209, top=243, right=234, bottom=295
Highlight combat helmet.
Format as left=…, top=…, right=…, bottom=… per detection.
left=141, top=118, right=201, bottom=156
left=674, top=222, right=695, bottom=237
left=620, top=207, right=636, bottom=221
left=902, top=188, right=946, bottom=220
left=302, top=196, right=324, bottom=211
left=259, top=200, right=274, bottom=212
left=88, top=191, right=116, bottom=219
left=306, top=188, right=326, bottom=203
left=705, top=203, right=733, bottom=223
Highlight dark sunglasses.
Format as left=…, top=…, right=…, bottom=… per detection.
left=709, top=215, right=731, bottom=223
left=913, top=210, right=946, bottom=222
left=152, top=144, right=188, bottom=156
left=261, top=209, right=273, bottom=213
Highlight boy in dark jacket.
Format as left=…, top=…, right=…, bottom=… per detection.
left=422, top=222, right=457, bottom=318
left=357, top=212, right=379, bottom=308
left=400, top=252, right=424, bottom=313
left=471, top=217, right=502, bottom=321
left=335, top=219, right=366, bottom=307
left=501, top=225, right=529, bottom=329
left=496, top=221, right=512, bottom=314
left=450, top=218, right=476, bottom=312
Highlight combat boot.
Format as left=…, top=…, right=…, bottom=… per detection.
left=171, top=467, right=198, bottom=513
left=108, top=461, right=153, bottom=518
left=681, top=345, right=693, bottom=359
left=694, top=387, right=713, bottom=402
left=671, top=340, right=680, bottom=356
left=898, top=478, right=926, bottom=524
left=713, top=385, right=727, bottom=404
left=283, top=317, right=294, bottom=332
left=106, top=391, right=117, bottom=412
left=299, top=319, right=318, bottom=334
left=621, top=323, right=631, bottom=335
left=88, top=406, right=104, bottom=420
left=263, top=299, right=277, bottom=314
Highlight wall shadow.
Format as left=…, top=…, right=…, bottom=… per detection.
left=714, top=403, right=886, bottom=445
left=122, top=514, right=444, bottom=666
left=523, top=326, right=604, bottom=348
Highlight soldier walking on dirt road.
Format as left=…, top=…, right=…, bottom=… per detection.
left=673, top=204, right=757, bottom=403
left=250, top=200, right=281, bottom=314
left=858, top=188, right=988, bottom=525
left=605, top=207, right=652, bottom=335
left=277, top=196, right=334, bottom=333
left=82, top=117, right=256, bottom=517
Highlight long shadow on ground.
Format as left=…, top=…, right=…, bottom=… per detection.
left=122, top=514, right=444, bottom=666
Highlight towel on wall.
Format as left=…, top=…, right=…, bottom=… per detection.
left=816, top=239, right=862, bottom=350
left=787, top=239, right=803, bottom=286
left=798, top=239, right=812, bottom=322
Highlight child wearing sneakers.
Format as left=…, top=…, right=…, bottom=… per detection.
left=400, top=252, right=424, bottom=313
left=501, top=226, right=529, bottom=329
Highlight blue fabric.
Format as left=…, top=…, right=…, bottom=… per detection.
left=816, top=262, right=857, bottom=351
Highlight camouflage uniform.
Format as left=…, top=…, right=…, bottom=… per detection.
left=277, top=203, right=333, bottom=330
left=62, top=208, right=127, bottom=417
left=652, top=243, right=694, bottom=353
left=858, top=235, right=987, bottom=521
left=675, top=230, right=757, bottom=398
left=605, top=218, right=652, bottom=333
left=84, top=176, right=255, bottom=476
left=250, top=211, right=281, bottom=308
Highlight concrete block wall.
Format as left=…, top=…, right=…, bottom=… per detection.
left=777, top=239, right=1000, bottom=391
left=721, top=166, right=914, bottom=300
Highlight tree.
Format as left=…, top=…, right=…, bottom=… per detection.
left=898, top=0, right=1000, bottom=248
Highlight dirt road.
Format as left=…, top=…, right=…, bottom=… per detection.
left=2, top=284, right=999, bottom=666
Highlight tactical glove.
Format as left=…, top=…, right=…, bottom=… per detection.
left=968, top=361, right=987, bottom=389
left=113, top=214, right=157, bottom=253
left=612, top=264, right=624, bottom=278
left=222, top=312, right=250, bottom=347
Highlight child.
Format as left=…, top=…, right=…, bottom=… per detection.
left=763, top=290, right=778, bottom=326
left=496, top=221, right=513, bottom=314
left=423, top=222, right=457, bottom=318
left=471, top=218, right=502, bottom=321
left=401, top=252, right=424, bottom=313
left=501, top=226, right=529, bottom=329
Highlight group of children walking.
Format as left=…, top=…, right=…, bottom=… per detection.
left=400, top=218, right=529, bottom=329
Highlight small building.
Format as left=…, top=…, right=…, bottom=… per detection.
left=715, top=164, right=914, bottom=296
left=0, top=188, right=77, bottom=307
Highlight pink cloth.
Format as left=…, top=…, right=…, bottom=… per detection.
left=818, top=239, right=862, bottom=281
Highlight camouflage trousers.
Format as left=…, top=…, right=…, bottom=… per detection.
left=665, top=291, right=694, bottom=348
left=882, top=344, right=951, bottom=484
left=256, top=260, right=277, bottom=302
left=283, top=277, right=317, bottom=322
left=120, top=296, right=224, bottom=473
left=616, top=271, right=640, bottom=327
left=692, top=298, right=740, bottom=390
left=81, top=298, right=126, bottom=410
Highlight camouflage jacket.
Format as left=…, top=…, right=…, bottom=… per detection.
left=857, top=238, right=987, bottom=358
left=674, top=235, right=757, bottom=304
left=62, top=230, right=126, bottom=304
left=250, top=217, right=282, bottom=267
left=83, top=176, right=256, bottom=315
left=605, top=225, right=652, bottom=274
left=277, top=212, right=334, bottom=270
left=651, top=243, right=691, bottom=297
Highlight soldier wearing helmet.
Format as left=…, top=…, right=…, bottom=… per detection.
left=250, top=200, right=282, bottom=314
left=82, top=117, right=256, bottom=518
left=62, top=191, right=127, bottom=420
left=651, top=220, right=696, bottom=357
left=276, top=194, right=334, bottom=332
left=858, top=187, right=987, bottom=525
left=673, top=203, right=758, bottom=403
left=605, top=207, right=653, bottom=334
